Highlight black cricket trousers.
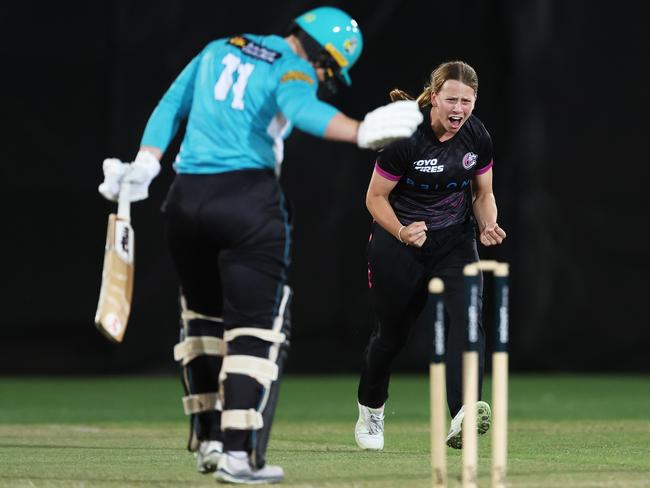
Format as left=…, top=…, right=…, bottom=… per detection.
left=358, top=219, right=485, bottom=417
left=162, top=169, right=291, bottom=328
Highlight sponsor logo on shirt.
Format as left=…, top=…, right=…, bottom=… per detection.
left=413, top=159, right=444, bottom=173
left=228, top=36, right=282, bottom=63
left=462, top=152, right=478, bottom=170
left=405, top=177, right=471, bottom=191
left=280, top=71, right=315, bottom=85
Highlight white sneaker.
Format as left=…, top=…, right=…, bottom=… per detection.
left=355, top=402, right=385, bottom=450
left=196, top=440, right=223, bottom=473
left=446, top=401, right=492, bottom=449
left=214, top=451, right=284, bottom=484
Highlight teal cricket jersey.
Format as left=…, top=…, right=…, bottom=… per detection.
left=140, top=34, right=340, bottom=174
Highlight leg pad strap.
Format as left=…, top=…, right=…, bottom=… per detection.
left=222, top=409, right=264, bottom=430
left=181, top=308, right=223, bottom=323
left=221, top=355, right=279, bottom=388
left=174, top=337, right=226, bottom=365
left=182, top=392, right=222, bottom=415
left=224, top=327, right=286, bottom=344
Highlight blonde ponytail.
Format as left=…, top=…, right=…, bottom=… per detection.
left=389, top=87, right=432, bottom=108
left=389, top=89, right=413, bottom=102
left=415, top=86, right=433, bottom=108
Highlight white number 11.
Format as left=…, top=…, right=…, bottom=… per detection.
left=214, top=53, right=255, bottom=110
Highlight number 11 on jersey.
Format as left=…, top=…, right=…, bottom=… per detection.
left=214, top=53, right=255, bottom=110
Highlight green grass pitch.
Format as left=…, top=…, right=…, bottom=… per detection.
left=0, top=375, right=648, bottom=487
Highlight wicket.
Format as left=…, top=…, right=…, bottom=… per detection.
left=428, top=260, right=510, bottom=488
left=429, top=277, right=447, bottom=487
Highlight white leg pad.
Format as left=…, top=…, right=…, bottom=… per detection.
left=183, top=392, right=222, bottom=415
left=221, top=409, right=264, bottom=430
left=220, top=355, right=279, bottom=389
left=174, top=337, right=227, bottom=365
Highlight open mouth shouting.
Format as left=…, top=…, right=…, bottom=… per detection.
left=448, top=115, right=463, bottom=130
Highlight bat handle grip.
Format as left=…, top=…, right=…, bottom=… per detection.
left=117, top=183, right=131, bottom=221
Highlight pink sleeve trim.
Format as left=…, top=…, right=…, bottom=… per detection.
left=475, top=160, right=494, bottom=175
left=374, top=162, right=402, bottom=181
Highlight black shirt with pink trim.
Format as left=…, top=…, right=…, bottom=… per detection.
left=375, top=109, right=493, bottom=231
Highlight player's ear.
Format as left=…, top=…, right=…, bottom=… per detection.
left=430, top=91, right=438, bottom=108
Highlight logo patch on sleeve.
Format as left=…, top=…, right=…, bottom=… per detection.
left=280, top=70, right=315, bottom=85
left=462, top=152, right=478, bottom=169
left=228, top=36, right=282, bottom=63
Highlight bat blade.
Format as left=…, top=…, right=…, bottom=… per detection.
left=95, top=213, right=134, bottom=343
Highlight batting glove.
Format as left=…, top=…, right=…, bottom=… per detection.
left=357, top=100, right=423, bottom=150
left=98, top=158, right=130, bottom=202
left=122, top=150, right=161, bottom=202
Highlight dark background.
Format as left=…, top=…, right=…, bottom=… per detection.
left=2, top=1, right=648, bottom=375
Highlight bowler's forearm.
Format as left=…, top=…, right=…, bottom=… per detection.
left=367, top=194, right=403, bottom=239
left=472, top=193, right=498, bottom=230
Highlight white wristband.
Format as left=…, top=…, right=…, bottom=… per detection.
left=397, top=225, right=406, bottom=244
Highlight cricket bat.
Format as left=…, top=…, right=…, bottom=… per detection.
left=94, top=183, right=134, bottom=343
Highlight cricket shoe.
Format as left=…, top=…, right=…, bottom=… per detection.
left=355, top=402, right=385, bottom=450
left=445, top=401, right=491, bottom=450
left=196, top=440, right=223, bottom=473
left=214, top=451, right=283, bottom=484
